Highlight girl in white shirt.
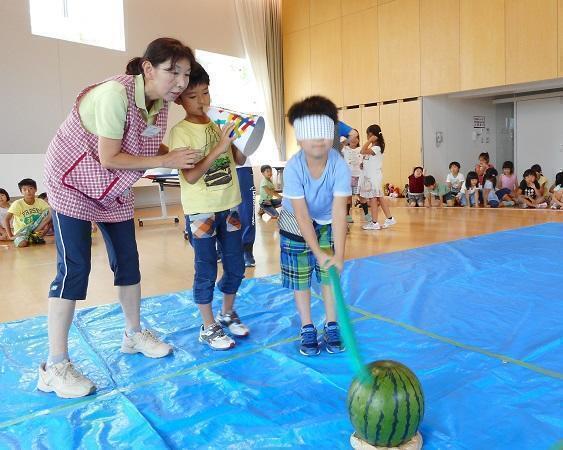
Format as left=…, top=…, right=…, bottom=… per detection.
left=341, top=129, right=365, bottom=223
left=359, top=125, right=396, bottom=230
left=459, top=171, right=480, bottom=208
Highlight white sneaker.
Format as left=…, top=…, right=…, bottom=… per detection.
left=551, top=203, right=559, bottom=209
left=199, top=323, right=236, bottom=350
left=383, top=217, right=397, bottom=228
left=37, top=360, right=96, bottom=399
left=362, top=221, right=381, bottom=230
left=216, top=310, right=250, bottom=337
left=121, top=329, right=173, bottom=358
left=538, top=202, right=548, bottom=209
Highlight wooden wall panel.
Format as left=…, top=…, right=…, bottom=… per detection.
left=282, top=0, right=309, bottom=34
left=378, top=0, right=420, bottom=101
left=283, top=29, right=311, bottom=110
left=342, top=0, right=378, bottom=16
left=285, top=118, right=299, bottom=159
left=379, top=102, right=401, bottom=185
left=506, top=0, right=558, bottom=84
left=342, top=7, right=379, bottom=105
left=310, top=19, right=343, bottom=106
left=310, top=0, right=341, bottom=26
left=360, top=105, right=380, bottom=140
left=399, top=100, right=422, bottom=184
left=420, top=0, right=460, bottom=95
left=560, top=0, right=563, bottom=75
left=342, top=108, right=363, bottom=143
left=460, top=0, right=505, bottom=90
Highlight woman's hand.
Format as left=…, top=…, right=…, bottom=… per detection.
left=161, top=148, right=202, bottom=169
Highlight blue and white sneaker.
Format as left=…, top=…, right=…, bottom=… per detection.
left=299, top=324, right=320, bottom=356
left=324, top=322, right=345, bottom=354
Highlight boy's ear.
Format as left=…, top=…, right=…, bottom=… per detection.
left=174, top=95, right=183, bottom=106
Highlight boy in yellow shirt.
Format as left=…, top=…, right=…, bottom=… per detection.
left=170, top=63, right=248, bottom=351
left=3, top=178, right=51, bottom=247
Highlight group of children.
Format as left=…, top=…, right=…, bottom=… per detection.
left=406, top=152, right=563, bottom=209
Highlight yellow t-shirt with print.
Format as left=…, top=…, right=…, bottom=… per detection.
left=8, top=198, right=49, bottom=234
left=169, top=119, right=241, bottom=215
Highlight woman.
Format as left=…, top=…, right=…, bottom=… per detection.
left=38, top=38, right=201, bottom=399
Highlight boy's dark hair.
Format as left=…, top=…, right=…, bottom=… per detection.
left=479, top=152, right=490, bottom=162
left=530, top=164, right=542, bottom=175
left=366, top=124, right=385, bottom=153
left=260, top=165, right=272, bottom=174
left=0, top=188, right=9, bottom=202
left=38, top=192, right=48, bottom=200
left=465, top=171, right=479, bottom=189
left=449, top=161, right=460, bottom=169
left=287, top=96, right=338, bottom=126
left=187, top=61, right=210, bottom=89
left=502, top=160, right=514, bottom=173
left=423, top=175, right=436, bottom=187
left=18, top=178, right=37, bottom=191
left=555, top=171, right=563, bottom=187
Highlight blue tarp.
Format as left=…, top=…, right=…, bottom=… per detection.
left=1, top=223, right=562, bottom=449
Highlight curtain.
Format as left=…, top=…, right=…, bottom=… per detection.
left=234, top=0, right=285, bottom=160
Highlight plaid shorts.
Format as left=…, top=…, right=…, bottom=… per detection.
left=280, top=223, right=334, bottom=291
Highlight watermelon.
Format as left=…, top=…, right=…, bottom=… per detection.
left=347, top=360, right=424, bottom=447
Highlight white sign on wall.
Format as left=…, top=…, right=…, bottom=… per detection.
left=473, top=115, right=486, bottom=128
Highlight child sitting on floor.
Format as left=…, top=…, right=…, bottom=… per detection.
left=549, top=170, right=563, bottom=209
left=517, top=169, right=547, bottom=209
left=407, top=167, right=424, bottom=207
left=445, top=161, right=464, bottom=206
left=2, top=179, right=51, bottom=247
left=259, top=165, right=282, bottom=218
left=0, top=188, right=11, bottom=241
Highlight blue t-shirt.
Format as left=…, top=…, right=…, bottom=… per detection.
left=282, top=148, right=352, bottom=224
left=338, top=121, right=353, bottom=137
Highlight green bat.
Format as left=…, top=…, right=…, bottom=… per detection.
left=328, top=266, right=371, bottom=383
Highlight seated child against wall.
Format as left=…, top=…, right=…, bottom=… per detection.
left=549, top=170, right=563, bottom=209
left=482, top=168, right=514, bottom=207
left=517, top=169, right=547, bottom=209
left=459, top=171, right=480, bottom=207
left=530, top=164, right=550, bottom=203
left=407, top=167, right=424, bottom=207
left=259, top=165, right=283, bottom=218
left=0, top=188, right=11, bottom=241
left=445, top=161, right=464, bottom=206
left=2, top=179, right=51, bottom=247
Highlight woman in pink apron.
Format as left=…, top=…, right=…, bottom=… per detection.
left=38, top=38, right=200, bottom=398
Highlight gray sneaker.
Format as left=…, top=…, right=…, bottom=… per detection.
left=199, top=322, right=235, bottom=350
left=37, top=360, right=96, bottom=399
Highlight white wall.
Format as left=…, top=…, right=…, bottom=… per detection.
left=515, top=96, right=563, bottom=183
left=0, top=0, right=244, bottom=197
left=422, top=96, right=497, bottom=182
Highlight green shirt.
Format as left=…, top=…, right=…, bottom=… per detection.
left=425, top=182, right=449, bottom=197
left=260, top=178, right=276, bottom=202
left=78, top=75, right=164, bottom=139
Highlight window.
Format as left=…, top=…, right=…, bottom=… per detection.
left=29, top=0, right=125, bottom=51
left=196, top=49, right=278, bottom=162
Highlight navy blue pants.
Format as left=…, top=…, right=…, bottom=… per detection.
left=185, top=209, right=245, bottom=304
left=236, top=167, right=256, bottom=251
left=49, top=211, right=140, bottom=300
